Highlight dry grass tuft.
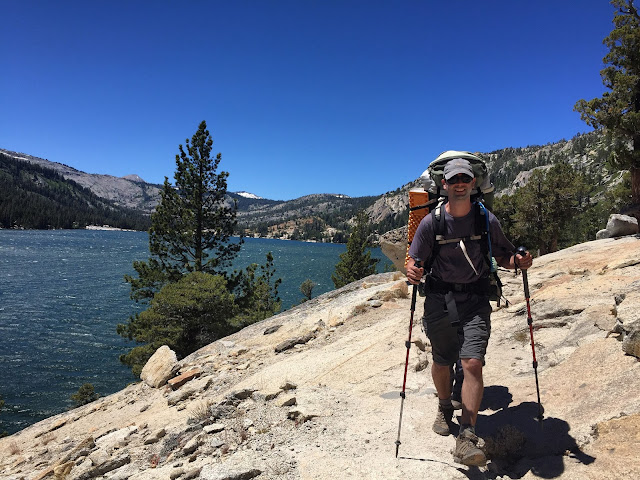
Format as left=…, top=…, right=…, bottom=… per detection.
left=41, top=432, right=56, bottom=446
left=266, top=460, right=291, bottom=475
left=513, top=329, right=530, bottom=344
left=188, top=400, right=213, bottom=423
left=8, top=441, right=21, bottom=455
left=351, top=304, right=368, bottom=316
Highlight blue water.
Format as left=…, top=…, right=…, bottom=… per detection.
left=0, top=230, right=391, bottom=434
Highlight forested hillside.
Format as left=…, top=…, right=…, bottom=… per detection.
left=484, top=130, right=615, bottom=192
left=0, top=152, right=151, bottom=230
left=485, top=130, right=633, bottom=254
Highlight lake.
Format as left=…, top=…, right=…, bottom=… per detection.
left=0, top=230, right=392, bottom=434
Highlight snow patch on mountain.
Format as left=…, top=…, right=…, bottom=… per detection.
left=235, top=191, right=264, bottom=199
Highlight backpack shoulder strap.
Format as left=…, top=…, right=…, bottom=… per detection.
left=433, top=201, right=446, bottom=242
left=423, top=201, right=445, bottom=272
left=475, top=202, right=494, bottom=271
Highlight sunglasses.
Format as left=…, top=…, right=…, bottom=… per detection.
left=446, top=174, right=474, bottom=185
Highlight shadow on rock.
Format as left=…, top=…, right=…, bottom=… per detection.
left=476, top=400, right=595, bottom=479
left=479, top=385, right=513, bottom=411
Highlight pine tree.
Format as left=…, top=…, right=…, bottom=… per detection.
left=125, top=120, right=242, bottom=301
left=231, top=252, right=282, bottom=324
left=510, top=163, right=586, bottom=254
left=118, top=272, right=237, bottom=375
left=332, top=211, right=380, bottom=288
left=574, top=0, right=640, bottom=205
left=119, top=122, right=282, bottom=374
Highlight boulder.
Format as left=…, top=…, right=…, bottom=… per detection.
left=596, top=214, right=639, bottom=239
left=167, top=368, right=201, bottom=390
left=275, top=331, right=316, bottom=353
left=199, top=464, right=261, bottom=480
left=623, top=331, right=640, bottom=358
left=140, top=345, right=179, bottom=388
left=379, top=226, right=408, bottom=273
left=617, top=292, right=640, bottom=358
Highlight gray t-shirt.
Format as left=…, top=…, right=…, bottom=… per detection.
left=408, top=206, right=514, bottom=284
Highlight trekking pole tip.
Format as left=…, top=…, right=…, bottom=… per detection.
left=395, top=441, right=400, bottom=458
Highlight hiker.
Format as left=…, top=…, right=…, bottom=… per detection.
left=406, top=156, right=532, bottom=467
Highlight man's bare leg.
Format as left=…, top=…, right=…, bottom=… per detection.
left=432, top=361, right=452, bottom=400
left=460, top=358, right=483, bottom=426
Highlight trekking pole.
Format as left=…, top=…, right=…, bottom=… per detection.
left=516, top=246, right=544, bottom=425
left=395, top=262, right=421, bottom=458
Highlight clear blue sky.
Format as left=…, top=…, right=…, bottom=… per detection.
left=1, top=1, right=614, bottom=200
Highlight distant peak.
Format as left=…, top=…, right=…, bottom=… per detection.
left=122, top=174, right=145, bottom=183
left=235, top=191, right=264, bottom=200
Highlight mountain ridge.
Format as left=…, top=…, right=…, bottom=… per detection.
left=0, top=131, right=620, bottom=240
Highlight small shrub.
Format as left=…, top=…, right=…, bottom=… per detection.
left=149, top=453, right=160, bottom=468
left=484, top=424, right=526, bottom=460
left=71, top=383, right=99, bottom=407
left=160, top=433, right=182, bottom=458
left=300, top=279, right=315, bottom=302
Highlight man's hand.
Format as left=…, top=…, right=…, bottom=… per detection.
left=406, top=257, right=424, bottom=285
left=515, top=250, right=533, bottom=270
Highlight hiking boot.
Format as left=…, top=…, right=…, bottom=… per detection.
left=451, top=395, right=462, bottom=410
left=453, top=428, right=487, bottom=466
left=432, top=404, right=454, bottom=436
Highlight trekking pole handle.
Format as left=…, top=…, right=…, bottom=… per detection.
left=515, top=246, right=530, bottom=298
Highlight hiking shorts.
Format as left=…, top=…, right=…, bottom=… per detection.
left=421, top=292, right=492, bottom=365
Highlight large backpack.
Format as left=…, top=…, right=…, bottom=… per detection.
left=420, top=150, right=495, bottom=210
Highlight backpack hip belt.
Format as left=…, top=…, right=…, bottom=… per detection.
left=426, top=276, right=492, bottom=296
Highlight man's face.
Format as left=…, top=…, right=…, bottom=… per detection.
left=442, top=173, right=476, bottom=199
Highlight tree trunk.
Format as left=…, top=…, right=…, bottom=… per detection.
left=631, top=165, right=640, bottom=205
